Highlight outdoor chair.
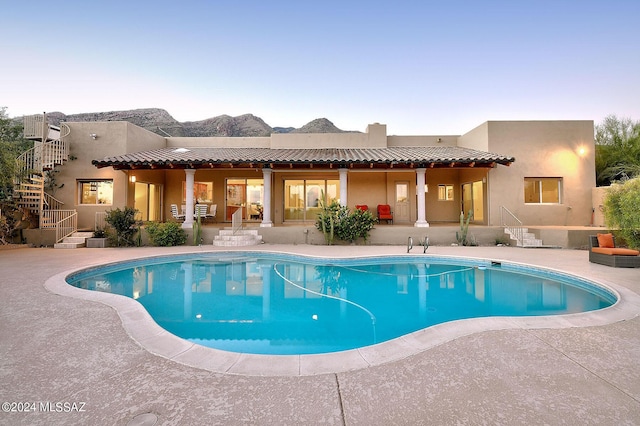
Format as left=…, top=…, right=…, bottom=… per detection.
left=589, top=234, right=640, bottom=268
left=207, top=204, right=217, bottom=222
left=377, top=204, right=393, bottom=224
left=195, top=204, right=209, bottom=221
left=355, top=205, right=369, bottom=211
left=171, top=204, right=185, bottom=221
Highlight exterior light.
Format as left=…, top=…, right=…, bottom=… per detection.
left=130, top=175, right=136, bottom=183
left=578, top=147, right=586, bottom=157
left=89, top=133, right=97, bottom=139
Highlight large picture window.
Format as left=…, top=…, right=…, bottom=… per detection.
left=284, top=179, right=339, bottom=221
left=183, top=181, right=213, bottom=203
left=524, top=178, right=562, bottom=204
left=78, top=180, right=113, bottom=205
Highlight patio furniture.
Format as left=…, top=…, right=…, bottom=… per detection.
left=377, top=204, right=393, bottom=224
left=195, top=204, right=209, bottom=221
left=355, top=205, right=369, bottom=211
left=170, top=204, right=185, bottom=221
left=589, top=234, right=640, bottom=268
left=206, top=204, right=217, bottom=222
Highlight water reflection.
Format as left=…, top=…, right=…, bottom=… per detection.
left=69, top=257, right=612, bottom=355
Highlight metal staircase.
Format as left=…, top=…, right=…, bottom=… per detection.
left=14, top=114, right=77, bottom=244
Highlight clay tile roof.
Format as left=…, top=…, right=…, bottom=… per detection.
left=92, top=146, right=514, bottom=170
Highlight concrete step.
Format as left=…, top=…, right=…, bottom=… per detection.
left=54, top=242, right=86, bottom=249
left=217, top=229, right=260, bottom=236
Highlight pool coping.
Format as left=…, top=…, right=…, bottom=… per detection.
left=44, top=248, right=640, bottom=377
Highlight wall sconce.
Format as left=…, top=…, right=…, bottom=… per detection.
left=89, top=133, right=98, bottom=140
left=577, top=146, right=586, bottom=157
left=436, top=138, right=442, bottom=143
left=130, top=175, right=136, bottom=183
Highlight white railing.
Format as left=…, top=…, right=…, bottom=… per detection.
left=40, top=210, right=77, bottom=242
left=43, top=193, right=64, bottom=210
left=95, top=211, right=108, bottom=231
left=500, top=206, right=523, bottom=246
left=231, top=208, right=243, bottom=235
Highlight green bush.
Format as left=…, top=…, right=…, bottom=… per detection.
left=603, top=178, right=640, bottom=249
left=146, top=221, right=187, bottom=247
left=315, top=201, right=376, bottom=244
left=105, top=206, right=140, bottom=247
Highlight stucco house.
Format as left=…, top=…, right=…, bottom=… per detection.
left=14, top=114, right=596, bottom=247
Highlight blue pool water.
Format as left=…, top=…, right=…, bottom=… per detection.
left=66, top=252, right=616, bottom=355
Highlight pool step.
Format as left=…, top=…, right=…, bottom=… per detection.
left=54, top=231, right=94, bottom=249
left=213, top=229, right=263, bottom=247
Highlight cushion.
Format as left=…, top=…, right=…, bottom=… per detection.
left=597, top=233, right=615, bottom=248
left=591, top=247, right=640, bottom=256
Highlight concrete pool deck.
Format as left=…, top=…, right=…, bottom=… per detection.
left=1, top=244, right=639, bottom=425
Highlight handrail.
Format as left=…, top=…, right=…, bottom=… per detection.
left=500, top=206, right=523, bottom=246
left=231, top=208, right=243, bottom=235
left=40, top=209, right=77, bottom=242
left=43, top=193, right=64, bottom=210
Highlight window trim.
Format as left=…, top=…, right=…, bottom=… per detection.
left=77, top=179, right=114, bottom=205
left=437, top=184, right=455, bottom=201
left=524, top=177, right=562, bottom=204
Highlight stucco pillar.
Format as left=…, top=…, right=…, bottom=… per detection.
left=339, top=168, right=348, bottom=206
left=182, top=169, right=195, bottom=229
left=261, top=168, right=273, bottom=227
left=415, top=168, right=429, bottom=227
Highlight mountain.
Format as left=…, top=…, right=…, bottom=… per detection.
left=41, top=108, right=353, bottom=137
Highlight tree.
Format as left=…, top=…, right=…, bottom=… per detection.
left=0, top=107, right=33, bottom=200
left=595, top=115, right=640, bottom=186
left=602, top=178, right=640, bottom=250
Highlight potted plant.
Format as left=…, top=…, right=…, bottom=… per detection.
left=86, top=227, right=109, bottom=248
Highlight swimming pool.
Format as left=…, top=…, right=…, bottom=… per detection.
left=66, top=252, right=616, bottom=355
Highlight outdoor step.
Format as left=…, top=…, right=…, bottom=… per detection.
left=212, top=239, right=262, bottom=247
left=214, top=234, right=262, bottom=241
left=54, top=242, right=86, bottom=249
left=217, top=229, right=260, bottom=236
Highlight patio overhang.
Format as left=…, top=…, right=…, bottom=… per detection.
left=92, top=146, right=515, bottom=171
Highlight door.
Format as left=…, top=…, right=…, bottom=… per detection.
left=461, top=181, right=484, bottom=223
left=394, top=182, right=410, bottom=223
left=134, top=182, right=162, bottom=221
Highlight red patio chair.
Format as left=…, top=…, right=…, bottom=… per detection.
left=355, top=205, right=368, bottom=211
left=377, top=204, right=393, bottom=224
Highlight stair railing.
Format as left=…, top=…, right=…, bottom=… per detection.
left=41, top=210, right=77, bottom=242
left=231, top=208, right=243, bottom=235
left=500, top=206, right=523, bottom=246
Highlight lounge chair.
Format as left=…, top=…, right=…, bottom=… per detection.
left=377, top=204, right=393, bottom=224
left=589, top=234, right=640, bottom=268
left=171, top=204, right=185, bottom=221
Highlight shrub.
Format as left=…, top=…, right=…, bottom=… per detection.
left=603, top=178, right=640, bottom=249
left=146, top=221, right=187, bottom=247
left=315, top=200, right=376, bottom=244
left=105, top=206, right=140, bottom=247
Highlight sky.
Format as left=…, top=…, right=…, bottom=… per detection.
left=2, top=0, right=639, bottom=135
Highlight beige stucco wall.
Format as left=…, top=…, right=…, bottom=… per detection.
left=592, top=186, right=609, bottom=227
left=50, top=119, right=597, bottom=230
left=481, top=121, right=595, bottom=226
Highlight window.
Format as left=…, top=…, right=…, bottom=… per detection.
left=284, top=179, right=339, bottom=221
left=182, top=181, right=213, bottom=203
left=438, top=184, right=454, bottom=201
left=524, top=178, right=562, bottom=204
left=78, top=180, right=113, bottom=205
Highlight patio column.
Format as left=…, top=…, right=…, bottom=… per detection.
left=182, top=169, right=195, bottom=229
left=415, top=167, right=429, bottom=227
left=339, top=168, right=348, bottom=206
left=261, top=167, right=273, bottom=227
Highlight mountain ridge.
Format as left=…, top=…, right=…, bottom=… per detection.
left=43, top=108, right=355, bottom=137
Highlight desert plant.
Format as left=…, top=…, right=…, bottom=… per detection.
left=193, top=214, right=203, bottom=245
left=603, top=178, right=640, bottom=249
left=456, top=210, right=474, bottom=246
left=104, top=206, right=139, bottom=247
left=146, top=221, right=187, bottom=247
